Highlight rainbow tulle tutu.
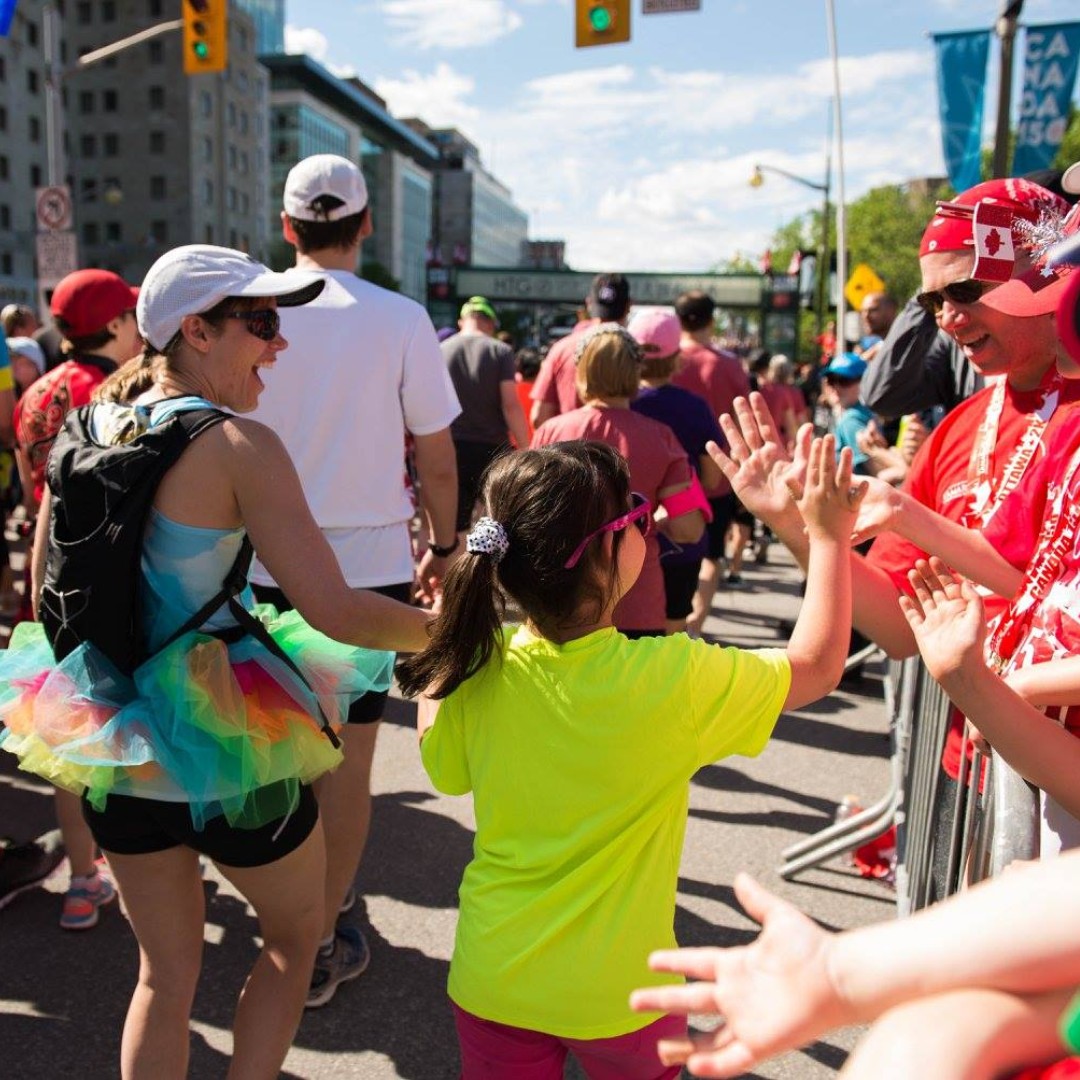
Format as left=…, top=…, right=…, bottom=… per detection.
left=0, top=607, right=394, bottom=829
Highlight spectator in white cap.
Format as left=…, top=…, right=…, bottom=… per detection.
left=5, top=336, right=45, bottom=394
left=250, top=154, right=461, bottom=1009
left=0, top=242, right=433, bottom=1074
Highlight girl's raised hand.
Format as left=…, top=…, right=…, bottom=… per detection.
left=793, top=435, right=866, bottom=541
left=898, top=558, right=986, bottom=682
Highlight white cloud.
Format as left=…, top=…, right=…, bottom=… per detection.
left=378, top=0, right=524, bottom=50
left=370, top=36, right=946, bottom=271
left=373, top=63, right=482, bottom=131
left=284, top=24, right=357, bottom=78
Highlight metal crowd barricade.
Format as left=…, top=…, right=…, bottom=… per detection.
left=779, top=653, right=1040, bottom=911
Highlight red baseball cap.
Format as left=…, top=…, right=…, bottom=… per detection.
left=50, top=268, right=139, bottom=338
left=981, top=205, right=1080, bottom=318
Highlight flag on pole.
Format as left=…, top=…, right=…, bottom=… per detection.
left=0, top=0, right=19, bottom=37
left=973, top=202, right=1018, bottom=282
left=1012, top=22, right=1080, bottom=176
left=931, top=30, right=991, bottom=194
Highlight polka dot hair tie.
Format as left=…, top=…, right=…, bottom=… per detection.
left=466, top=517, right=509, bottom=563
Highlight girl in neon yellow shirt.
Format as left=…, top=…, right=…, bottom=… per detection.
left=398, top=436, right=863, bottom=1079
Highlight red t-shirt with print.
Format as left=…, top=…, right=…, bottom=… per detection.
left=14, top=356, right=114, bottom=504
left=531, top=405, right=692, bottom=632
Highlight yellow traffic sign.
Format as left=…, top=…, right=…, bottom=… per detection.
left=844, top=263, right=886, bottom=310
left=575, top=0, right=630, bottom=47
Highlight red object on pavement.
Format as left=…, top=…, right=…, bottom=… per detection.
left=852, top=825, right=896, bottom=882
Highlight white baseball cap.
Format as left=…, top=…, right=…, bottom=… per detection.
left=137, top=244, right=325, bottom=351
left=283, top=154, right=369, bottom=221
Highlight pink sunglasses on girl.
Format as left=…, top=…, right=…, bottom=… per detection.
left=564, top=492, right=653, bottom=570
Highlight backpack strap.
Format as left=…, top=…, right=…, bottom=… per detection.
left=155, top=536, right=342, bottom=751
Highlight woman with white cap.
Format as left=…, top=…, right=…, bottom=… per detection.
left=0, top=245, right=432, bottom=1078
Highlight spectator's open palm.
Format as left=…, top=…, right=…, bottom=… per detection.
left=707, top=394, right=809, bottom=527
left=630, top=874, right=846, bottom=1078
left=899, top=558, right=986, bottom=681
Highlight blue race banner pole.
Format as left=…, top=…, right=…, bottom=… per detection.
left=932, top=29, right=992, bottom=193
left=0, top=0, right=18, bottom=37
left=1012, top=22, right=1080, bottom=176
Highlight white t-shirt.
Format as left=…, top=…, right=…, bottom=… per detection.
left=249, top=268, right=460, bottom=588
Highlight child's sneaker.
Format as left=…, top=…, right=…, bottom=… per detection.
left=60, top=868, right=116, bottom=930
left=305, top=925, right=370, bottom=1009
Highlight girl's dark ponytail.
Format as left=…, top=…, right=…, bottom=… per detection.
left=396, top=547, right=504, bottom=700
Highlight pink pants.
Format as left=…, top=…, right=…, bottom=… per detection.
left=452, top=1002, right=686, bottom=1080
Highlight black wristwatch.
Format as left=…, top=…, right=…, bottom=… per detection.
left=428, top=537, right=460, bottom=558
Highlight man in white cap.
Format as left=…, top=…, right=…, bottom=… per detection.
left=250, top=154, right=461, bottom=1009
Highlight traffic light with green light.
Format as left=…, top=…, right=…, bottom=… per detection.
left=575, top=0, right=630, bottom=47
left=183, top=0, right=228, bottom=75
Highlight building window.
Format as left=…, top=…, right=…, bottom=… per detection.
left=103, top=89, right=117, bottom=112
left=27, top=69, right=38, bottom=94
left=102, top=0, right=116, bottom=20
left=151, top=220, right=167, bottom=243
left=80, top=134, right=97, bottom=157
left=28, top=116, right=40, bottom=142
left=239, top=111, right=248, bottom=135
left=227, top=102, right=236, bottom=128
left=0, top=106, right=6, bottom=131
left=229, top=229, right=238, bottom=248
left=0, top=157, right=7, bottom=181
left=83, top=221, right=99, bottom=245
left=0, top=205, right=9, bottom=229
left=149, top=130, right=165, bottom=154
left=200, top=91, right=212, bottom=118
left=228, top=146, right=237, bottom=169
left=1, top=253, right=12, bottom=276
left=103, top=133, right=119, bottom=156
left=202, top=136, right=212, bottom=162
left=240, top=151, right=249, bottom=174
left=79, top=90, right=93, bottom=114
left=227, top=186, right=236, bottom=211
left=204, top=224, right=213, bottom=244
left=203, top=179, right=213, bottom=205
left=148, top=85, right=164, bottom=110
left=30, top=164, right=42, bottom=185
left=105, top=222, right=121, bottom=242
left=150, top=176, right=166, bottom=199
left=76, top=1, right=91, bottom=23
left=0, top=56, right=6, bottom=81
left=27, top=21, right=38, bottom=47
left=148, top=0, right=162, bottom=14
left=148, top=40, right=163, bottom=64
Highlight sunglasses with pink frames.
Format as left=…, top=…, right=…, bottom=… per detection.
left=564, top=492, right=653, bottom=570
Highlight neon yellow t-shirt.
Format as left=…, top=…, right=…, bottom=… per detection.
left=421, top=625, right=791, bottom=1039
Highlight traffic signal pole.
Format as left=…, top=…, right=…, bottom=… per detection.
left=43, top=3, right=183, bottom=185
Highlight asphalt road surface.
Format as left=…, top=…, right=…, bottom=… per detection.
left=0, top=547, right=896, bottom=1078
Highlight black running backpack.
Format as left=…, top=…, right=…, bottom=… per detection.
left=39, top=399, right=341, bottom=747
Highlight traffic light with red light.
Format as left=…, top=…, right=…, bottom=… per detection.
left=575, top=0, right=630, bottom=47
left=183, top=0, right=228, bottom=76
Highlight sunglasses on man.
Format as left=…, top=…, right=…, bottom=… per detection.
left=915, top=278, right=996, bottom=316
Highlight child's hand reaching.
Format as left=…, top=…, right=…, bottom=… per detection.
left=791, top=435, right=866, bottom=542
left=898, top=558, right=986, bottom=682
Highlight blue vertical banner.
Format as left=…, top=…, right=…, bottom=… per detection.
left=1013, top=22, right=1080, bottom=176
left=0, top=0, right=18, bottom=38
left=932, top=30, right=992, bottom=193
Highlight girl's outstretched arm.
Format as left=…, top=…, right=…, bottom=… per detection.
left=782, top=437, right=865, bottom=710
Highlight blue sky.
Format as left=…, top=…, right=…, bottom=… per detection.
left=284, top=0, right=1080, bottom=272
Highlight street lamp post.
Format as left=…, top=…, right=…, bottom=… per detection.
left=749, top=161, right=831, bottom=339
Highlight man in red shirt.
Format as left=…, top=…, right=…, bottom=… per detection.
left=530, top=273, right=630, bottom=430
left=719, top=177, right=1078, bottom=891
left=12, top=265, right=139, bottom=933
